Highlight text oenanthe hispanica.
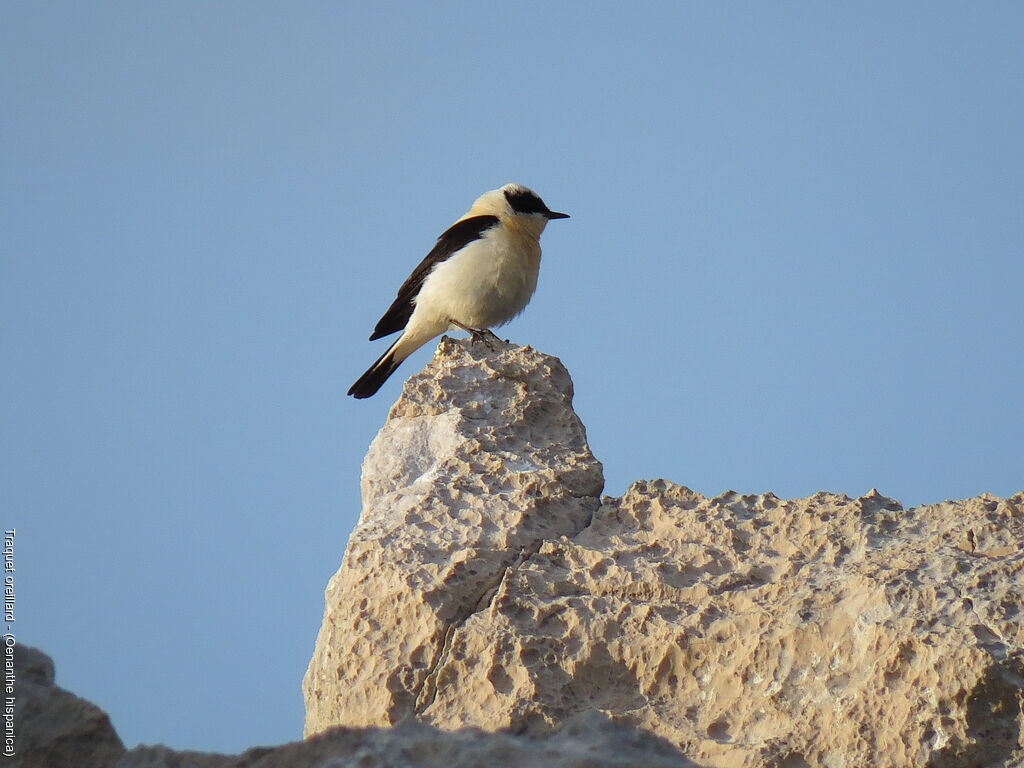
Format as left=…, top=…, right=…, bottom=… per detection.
left=4, top=528, right=16, bottom=757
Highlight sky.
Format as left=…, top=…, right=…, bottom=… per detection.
left=3, top=1, right=1022, bottom=755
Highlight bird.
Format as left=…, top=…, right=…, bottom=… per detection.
left=347, top=183, right=569, bottom=399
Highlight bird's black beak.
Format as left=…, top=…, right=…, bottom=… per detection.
left=546, top=210, right=570, bottom=219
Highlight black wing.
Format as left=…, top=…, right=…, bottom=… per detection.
left=368, top=214, right=500, bottom=340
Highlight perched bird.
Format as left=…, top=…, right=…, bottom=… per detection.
left=348, top=183, right=569, bottom=399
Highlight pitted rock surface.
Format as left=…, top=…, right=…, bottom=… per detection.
left=419, top=481, right=1024, bottom=767
left=304, top=339, right=1024, bottom=768
left=303, top=337, right=604, bottom=731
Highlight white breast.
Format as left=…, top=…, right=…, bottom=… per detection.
left=414, top=223, right=541, bottom=330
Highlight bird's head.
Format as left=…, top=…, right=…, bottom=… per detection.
left=467, top=183, right=569, bottom=233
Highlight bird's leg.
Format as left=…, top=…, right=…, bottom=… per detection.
left=448, top=318, right=499, bottom=350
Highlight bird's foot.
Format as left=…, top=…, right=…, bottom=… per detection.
left=449, top=319, right=500, bottom=351
left=468, top=327, right=500, bottom=351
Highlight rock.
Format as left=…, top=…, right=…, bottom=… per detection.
left=8, top=340, right=697, bottom=768
left=429, top=482, right=1024, bottom=767
left=11, top=645, right=53, bottom=687
left=9, top=645, right=693, bottom=768
left=114, top=745, right=233, bottom=768
left=14, top=339, right=1023, bottom=767
left=9, top=644, right=125, bottom=768
left=303, top=337, right=605, bottom=731
left=304, top=339, right=1024, bottom=767
left=114, top=712, right=697, bottom=768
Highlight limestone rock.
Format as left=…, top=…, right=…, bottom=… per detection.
left=303, top=336, right=605, bottom=731
left=419, top=482, right=1024, bottom=767
left=304, top=340, right=1024, bottom=767
left=9, top=644, right=125, bottom=768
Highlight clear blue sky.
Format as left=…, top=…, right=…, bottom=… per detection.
left=3, top=1, right=1022, bottom=754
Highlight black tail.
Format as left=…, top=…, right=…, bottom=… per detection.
left=348, top=338, right=404, bottom=399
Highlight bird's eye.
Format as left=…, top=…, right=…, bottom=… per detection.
left=504, top=188, right=548, bottom=215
